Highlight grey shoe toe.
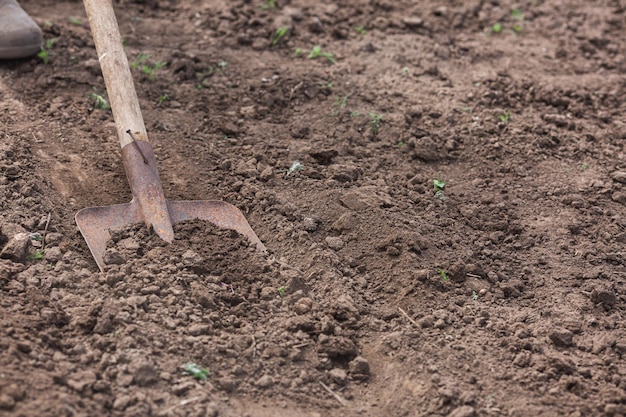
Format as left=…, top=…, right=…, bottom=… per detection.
left=0, top=0, right=43, bottom=59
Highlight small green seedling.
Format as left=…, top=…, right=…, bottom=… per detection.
left=433, top=177, right=445, bottom=201
left=37, top=37, right=58, bottom=64
left=581, top=163, right=589, bottom=170
left=332, top=93, right=351, bottom=115
left=286, top=161, right=304, bottom=176
left=277, top=286, right=286, bottom=296
left=182, top=363, right=209, bottom=380
left=308, top=45, right=336, bottom=64
left=293, top=47, right=303, bottom=57
left=355, top=26, right=366, bottom=35
left=130, top=53, right=167, bottom=81
left=89, top=88, right=111, bottom=110
left=511, top=8, right=524, bottom=32
left=317, top=80, right=333, bottom=89
left=491, top=22, right=503, bottom=33
left=272, top=26, right=288, bottom=46
left=259, top=0, right=277, bottom=10
left=397, top=141, right=405, bottom=147
left=438, top=269, right=449, bottom=282
left=29, top=249, right=45, bottom=260
left=401, top=67, right=409, bottom=77
left=69, top=17, right=83, bottom=26
left=498, top=111, right=510, bottom=124
left=472, top=291, right=479, bottom=300
left=350, top=111, right=361, bottom=118
left=156, top=94, right=170, bottom=106
left=369, top=112, right=383, bottom=136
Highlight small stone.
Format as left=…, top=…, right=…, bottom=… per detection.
left=339, top=193, right=369, bottom=211
left=448, top=405, right=477, bottom=417
left=140, top=285, right=160, bottom=295
left=612, top=191, right=626, bottom=205
left=134, top=364, right=159, bottom=387
left=293, top=297, right=313, bottom=315
left=181, top=250, right=201, bottom=265
left=386, top=246, right=401, bottom=257
left=188, top=323, right=212, bottom=336
left=513, top=352, right=531, bottom=367
left=419, top=315, right=435, bottom=328
left=331, top=212, right=357, bottom=232
left=255, top=375, right=274, bottom=388
left=260, top=287, right=276, bottom=300
left=319, top=336, right=358, bottom=358
left=112, top=394, right=132, bottom=410
left=102, top=248, right=126, bottom=266
left=331, top=294, right=359, bottom=321
left=434, top=318, right=446, bottom=329
left=259, top=167, right=274, bottom=181
left=349, top=356, right=370, bottom=380
left=217, top=376, right=237, bottom=393
left=328, top=368, right=348, bottom=386
left=0, top=394, right=15, bottom=410
left=219, top=120, right=240, bottom=137
left=325, top=236, right=344, bottom=250
left=302, top=217, right=319, bottom=232
left=549, top=328, right=574, bottom=348
left=172, top=380, right=197, bottom=396
left=67, top=370, right=97, bottom=392
left=591, top=289, right=617, bottom=308
left=410, top=136, right=440, bottom=162
left=402, top=17, right=424, bottom=29
left=610, top=171, right=626, bottom=184
left=0, top=232, right=31, bottom=263
left=44, top=246, right=63, bottom=263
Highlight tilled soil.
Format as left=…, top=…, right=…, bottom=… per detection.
left=2, top=0, right=626, bottom=416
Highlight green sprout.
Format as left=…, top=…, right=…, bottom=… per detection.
left=259, top=0, right=277, bottom=10
left=29, top=249, right=45, bottom=260
left=182, top=363, right=209, bottom=380
left=472, top=291, right=479, bottom=300
left=350, top=111, right=361, bottom=117
left=355, top=26, right=366, bottom=35
left=69, top=17, right=83, bottom=26
left=293, top=47, right=303, bottom=57
left=332, top=93, right=351, bottom=115
left=277, top=286, right=286, bottom=296
left=433, top=177, right=445, bottom=201
left=511, top=8, right=524, bottom=32
left=308, top=45, right=336, bottom=64
left=130, top=53, right=167, bottom=81
left=401, top=67, right=409, bottom=77
left=89, top=88, right=110, bottom=110
left=511, top=8, right=524, bottom=21
left=286, top=161, right=304, bottom=177
left=272, top=26, right=288, bottom=46
left=156, top=94, right=170, bottom=106
left=491, top=22, right=503, bottom=33
left=37, top=37, right=58, bottom=64
left=369, top=112, right=383, bottom=136
left=498, top=111, right=510, bottom=124
left=438, top=269, right=449, bottom=282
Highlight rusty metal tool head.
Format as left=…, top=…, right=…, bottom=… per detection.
left=76, top=0, right=265, bottom=272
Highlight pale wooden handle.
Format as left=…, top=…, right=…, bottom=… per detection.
left=83, top=0, right=147, bottom=148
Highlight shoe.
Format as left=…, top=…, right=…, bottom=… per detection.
left=0, top=0, right=43, bottom=59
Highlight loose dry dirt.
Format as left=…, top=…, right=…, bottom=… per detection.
left=2, top=0, right=626, bottom=416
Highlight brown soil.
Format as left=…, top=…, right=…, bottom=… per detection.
left=2, top=0, right=626, bottom=416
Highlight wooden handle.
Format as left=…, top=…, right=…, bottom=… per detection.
left=83, top=0, right=147, bottom=148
